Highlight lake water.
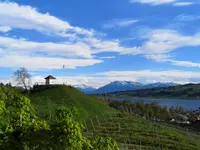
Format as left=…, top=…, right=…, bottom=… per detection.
left=111, top=97, right=200, bottom=110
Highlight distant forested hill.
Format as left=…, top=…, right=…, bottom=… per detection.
left=107, top=83, right=200, bottom=99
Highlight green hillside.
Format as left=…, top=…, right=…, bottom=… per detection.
left=26, top=85, right=200, bottom=149
left=28, top=85, right=113, bottom=121
left=2, top=85, right=200, bottom=149
left=107, top=83, right=200, bottom=99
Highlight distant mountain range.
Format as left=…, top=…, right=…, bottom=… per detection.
left=74, top=84, right=98, bottom=94
left=74, top=81, right=179, bottom=94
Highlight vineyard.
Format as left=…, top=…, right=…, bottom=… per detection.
left=28, top=85, right=200, bottom=149
left=84, top=112, right=200, bottom=150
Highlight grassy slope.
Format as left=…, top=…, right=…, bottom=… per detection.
left=108, top=83, right=200, bottom=99
left=28, top=85, right=113, bottom=121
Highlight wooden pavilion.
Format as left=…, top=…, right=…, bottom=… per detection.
left=44, top=75, right=56, bottom=85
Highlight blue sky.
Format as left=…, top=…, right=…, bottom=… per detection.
left=0, top=0, right=200, bottom=87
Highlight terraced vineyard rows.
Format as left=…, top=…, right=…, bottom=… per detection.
left=84, top=113, right=200, bottom=150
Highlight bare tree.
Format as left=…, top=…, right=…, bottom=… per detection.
left=14, top=67, right=31, bottom=91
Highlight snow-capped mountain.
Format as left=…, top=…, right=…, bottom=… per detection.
left=95, top=81, right=179, bottom=94
left=74, top=84, right=97, bottom=94
left=96, top=81, right=144, bottom=93
left=144, top=82, right=179, bottom=89
left=74, top=81, right=179, bottom=94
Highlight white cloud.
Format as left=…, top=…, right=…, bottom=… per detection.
left=95, top=70, right=200, bottom=84
left=31, top=76, right=106, bottom=88
left=25, top=70, right=200, bottom=85
left=130, top=0, right=194, bottom=6
left=0, top=2, right=93, bottom=37
left=174, top=14, right=200, bottom=21
left=0, top=26, right=11, bottom=33
left=98, top=56, right=116, bottom=59
left=145, top=54, right=172, bottom=62
left=1, top=28, right=200, bottom=69
left=0, top=53, right=102, bottom=70
left=0, top=48, right=3, bottom=54
left=0, top=28, right=200, bottom=69
left=0, top=36, right=141, bottom=59
left=5, top=70, right=200, bottom=87
left=83, top=37, right=141, bottom=55
left=170, top=60, right=200, bottom=67
left=173, top=2, right=194, bottom=6
left=131, top=29, right=200, bottom=67
left=140, top=29, right=194, bottom=52
left=0, top=34, right=141, bottom=70
left=2, top=69, right=200, bottom=87
left=103, top=19, right=138, bottom=29
left=129, top=0, right=175, bottom=5
left=146, top=54, right=200, bottom=68
left=0, top=79, right=11, bottom=84
left=96, top=70, right=199, bottom=79
left=0, top=36, right=94, bottom=58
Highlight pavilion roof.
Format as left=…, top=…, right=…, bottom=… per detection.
left=44, top=75, right=56, bottom=79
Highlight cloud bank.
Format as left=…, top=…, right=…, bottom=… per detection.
left=0, top=2, right=93, bottom=37
left=2, top=70, right=200, bottom=87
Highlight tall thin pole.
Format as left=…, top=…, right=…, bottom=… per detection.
left=105, top=92, right=108, bottom=102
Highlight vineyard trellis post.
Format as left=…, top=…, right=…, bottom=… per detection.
left=101, top=113, right=106, bottom=123
left=121, top=106, right=125, bottom=113
left=96, top=116, right=100, bottom=127
left=112, top=108, right=117, bottom=117
left=109, top=112, right=113, bottom=123
left=123, top=106, right=127, bottom=113
left=130, top=107, right=133, bottom=115
left=125, top=107, right=129, bottom=114
left=49, top=110, right=52, bottom=120
left=118, top=122, right=121, bottom=133
left=128, top=138, right=131, bottom=146
left=101, top=113, right=108, bottom=136
left=90, top=117, right=95, bottom=131
left=84, top=120, right=88, bottom=133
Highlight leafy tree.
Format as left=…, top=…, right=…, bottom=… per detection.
left=0, top=86, right=119, bottom=150
left=14, top=67, right=31, bottom=91
left=49, top=106, right=91, bottom=150
left=0, top=86, right=47, bottom=149
left=90, top=136, right=119, bottom=150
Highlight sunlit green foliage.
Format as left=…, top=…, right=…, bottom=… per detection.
left=0, top=86, right=119, bottom=150
left=90, top=136, right=119, bottom=150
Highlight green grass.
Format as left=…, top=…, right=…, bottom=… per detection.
left=84, top=112, right=200, bottom=150
left=28, top=85, right=113, bottom=121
